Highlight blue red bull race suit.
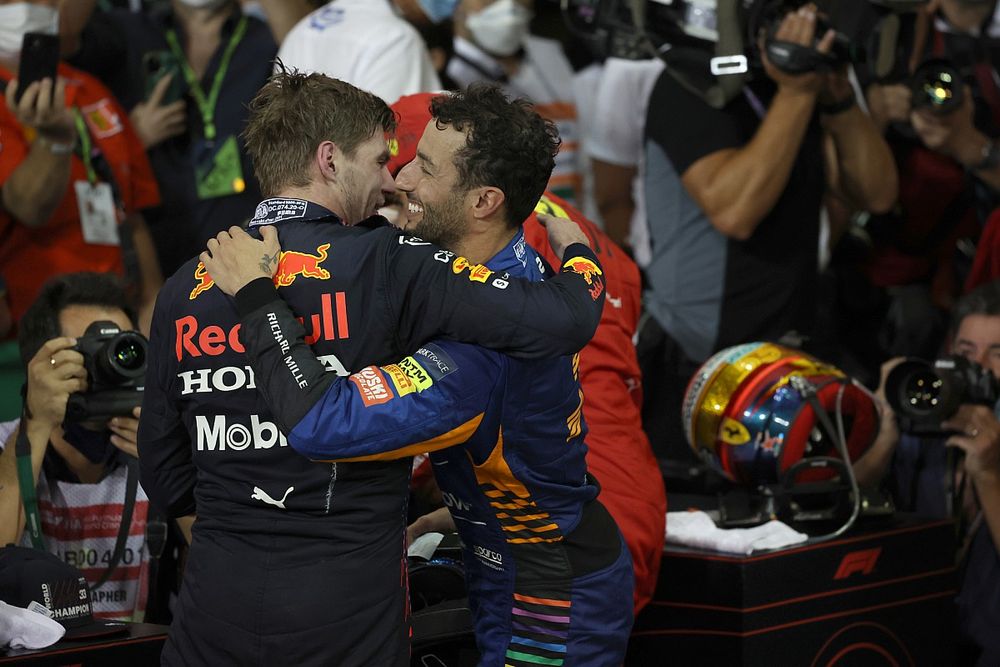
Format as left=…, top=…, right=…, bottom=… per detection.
left=234, top=228, right=634, bottom=666
left=136, top=199, right=605, bottom=667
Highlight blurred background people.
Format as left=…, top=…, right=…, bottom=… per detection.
left=65, top=0, right=280, bottom=277
left=638, top=3, right=897, bottom=467
left=277, top=0, right=442, bottom=102
left=0, top=0, right=162, bottom=421
left=856, top=280, right=1000, bottom=666
left=447, top=0, right=586, bottom=207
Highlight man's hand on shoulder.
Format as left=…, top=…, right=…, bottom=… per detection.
left=200, top=226, right=281, bottom=297
left=536, top=212, right=590, bottom=260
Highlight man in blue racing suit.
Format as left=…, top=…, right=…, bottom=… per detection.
left=205, top=84, right=634, bottom=665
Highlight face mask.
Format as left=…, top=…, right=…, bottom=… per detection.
left=466, top=0, right=532, bottom=58
left=416, top=0, right=459, bottom=23
left=61, top=422, right=116, bottom=465
left=176, top=0, right=230, bottom=9
left=0, top=3, right=59, bottom=62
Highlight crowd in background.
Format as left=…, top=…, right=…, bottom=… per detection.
left=0, top=0, right=999, bottom=662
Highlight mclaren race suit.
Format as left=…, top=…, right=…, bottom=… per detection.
left=234, top=227, right=634, bottom=666
left=136, top=199, right=606, bottom=667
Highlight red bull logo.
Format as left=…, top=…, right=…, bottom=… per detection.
left=189, top=243, right=332, bottom=300
left=190, top=263, right=214, bottom=300
left=562, top=255, right=605, bottom=301
left=274, top=243, right=331, bottom=286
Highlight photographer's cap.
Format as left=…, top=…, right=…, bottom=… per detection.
left=0, top=546, right=128, bottom=641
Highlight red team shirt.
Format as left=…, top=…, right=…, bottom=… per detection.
left=0, top=63, right=160, bottom=324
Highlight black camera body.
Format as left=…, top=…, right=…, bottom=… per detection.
left=65, top=321, right=147, bottom=423
left=885, top=355, right=999, bottom=433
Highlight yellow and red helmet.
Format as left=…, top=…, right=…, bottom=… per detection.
left=682, top=343, right=878, bottom=485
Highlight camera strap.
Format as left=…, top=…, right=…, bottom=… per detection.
left=14, top=424, right=46, bottom=551
left=15, top=419, right=141, bottom=591
left=88, top=458, right=138, bottom=592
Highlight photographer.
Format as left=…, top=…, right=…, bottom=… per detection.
left=0, top=273, right=154, bottom=622
left=856, top=279, right=1000, bottom=665
left=859, top=0, right=1000, bottom=361
left=640, top=2, right=897, bottom=461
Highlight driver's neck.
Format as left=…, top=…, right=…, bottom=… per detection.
left=451, top=220, right=518, bottom=266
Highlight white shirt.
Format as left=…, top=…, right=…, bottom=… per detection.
left=277, top=0, right=441, bottom=104
left=586, top=58, right=665, bottom=268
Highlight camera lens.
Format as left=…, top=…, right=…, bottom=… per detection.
left=96, top=331, right=148, bottom=384
left=113, top=339, right=145, bottom=372
left=900, top=370, right=943, bottom=416
left=912, top=59, right=962, bottom=115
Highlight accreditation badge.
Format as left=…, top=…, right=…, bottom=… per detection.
left=75, top=180, right=121, bottom=246
left=193, top=135, right=246, bottom=200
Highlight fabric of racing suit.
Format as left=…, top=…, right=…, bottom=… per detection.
left=136, top=199, right=605, bottom=666
left=236, top=228, right=633, bottom=666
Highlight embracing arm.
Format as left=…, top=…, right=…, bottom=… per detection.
left=386, top=234, right=605, bottom=359
left=234, top=283, right=496, bottom=461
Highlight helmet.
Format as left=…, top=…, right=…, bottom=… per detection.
left=682, top=343, right=878, bottom=485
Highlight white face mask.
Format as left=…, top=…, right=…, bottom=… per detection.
left=466, top=0, right=532, bottom=58
left=0, top=3, right=59, bottom=62
left=176, top=0, right=230, bottom=9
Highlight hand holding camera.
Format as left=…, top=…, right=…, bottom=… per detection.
left=762, top=4, right=836, bottom=95
left=942, top=405, right=1000, bottom=483
left=25, top=337, right=87, bottom=430
left=64, top=321, right=147, bottom=424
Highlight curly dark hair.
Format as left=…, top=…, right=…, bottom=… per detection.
left=244, top=62, right=397, bottom=196
left=430, top=83, right=560, bottom=227
left=18, top=272, right=135, bottom=367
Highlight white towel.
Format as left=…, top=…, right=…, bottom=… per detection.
left=665, top=510, right=809, bottom=556
left=0, top=600, right=65, bottom=650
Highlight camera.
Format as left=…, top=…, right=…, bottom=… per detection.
left=65, top=321, right=147, bottom=423
left=910, top=58, right=964, bottom=115
left=884, top=355, right=999, bottom=432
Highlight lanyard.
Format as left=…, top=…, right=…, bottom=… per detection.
left=165, top=15, right=248, bottom=142
left=15, top=426, right=45, bottom=550
left=72, top=108, right=97, bottom=184
left=71, top=108, right=125, bottom=210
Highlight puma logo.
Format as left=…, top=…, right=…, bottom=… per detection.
left=251, top=485, right=294, bottom=509
left=607, top=294, right=622, bottom=309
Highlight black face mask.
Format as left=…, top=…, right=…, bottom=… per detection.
left=61, top=422, right=115, bottom=464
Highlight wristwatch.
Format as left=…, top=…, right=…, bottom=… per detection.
left=973, top=139, right=1000, bottom=171
left=37, top=135, right=75, bottom=155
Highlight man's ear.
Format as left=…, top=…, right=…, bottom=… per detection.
left=316, top=141, right=340, bottom=182
left=470, top=186, right=505, bottom=221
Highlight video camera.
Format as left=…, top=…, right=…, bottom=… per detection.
left=884, top=355, right=999, bottom=433
left=65, top=320, right=147, bottom=423
left=561, top=0, right=929, bottom=107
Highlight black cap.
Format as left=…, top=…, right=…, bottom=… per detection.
left=0, top=546, right=128, bottom=641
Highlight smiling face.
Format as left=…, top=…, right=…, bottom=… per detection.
left=394, top=120, right=472, bottom=249
left=335, top=132, right=396, bottom=225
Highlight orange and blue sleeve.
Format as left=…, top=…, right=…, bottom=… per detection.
left=289, top=341, right=502, bottom=463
